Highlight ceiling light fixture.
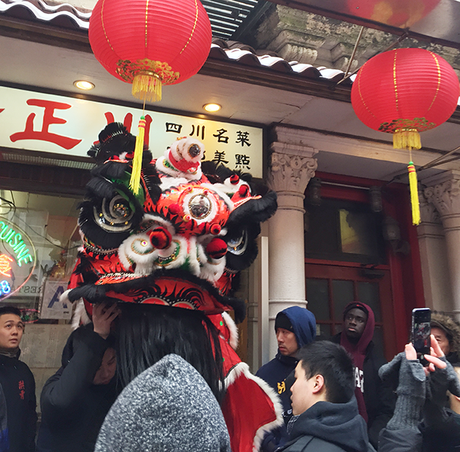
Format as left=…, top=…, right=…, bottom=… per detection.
left=73, top=80, right=95, bottom=90
left=203, top=103, right=221, bottom=112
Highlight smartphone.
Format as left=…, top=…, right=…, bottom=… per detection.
left=412, top=308, right=431, bottom=361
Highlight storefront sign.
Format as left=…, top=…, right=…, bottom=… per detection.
left=0, top=218, right=36, bottom=300
left=40, top=279, right=72, bottom=320
left=0, top=86, right=264, bottom=178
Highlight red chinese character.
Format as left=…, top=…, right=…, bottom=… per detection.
left=18, top=380, right=25, bottom=390
left=104, top=112, right=152, bottom=146
left=10, top=99, right=82, bottom=150
left=0, top=254, right=13, bottom=277
left=19, top=390, right=25, bottom=400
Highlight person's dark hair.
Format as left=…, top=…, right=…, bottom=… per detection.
left=298, top=341, right=354, bottom=404
left=117, top=304, right=225, bottom=404
left=0, top=306, right=22, bottom=318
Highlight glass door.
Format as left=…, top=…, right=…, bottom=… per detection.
left=305, top=262, right=397, bottom=361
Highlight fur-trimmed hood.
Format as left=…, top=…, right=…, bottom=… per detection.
left=431, top=311, right=460, bottom=354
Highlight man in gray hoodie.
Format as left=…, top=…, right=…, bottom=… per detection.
left=280, top=341, right=375, bottom=452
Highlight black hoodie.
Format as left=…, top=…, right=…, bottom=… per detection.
left=279, top=398, right=375, bottom=452
left=38, top=325, right=118, bottom=452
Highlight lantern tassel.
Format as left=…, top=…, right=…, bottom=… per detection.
left=129, top=116, right=146, bottom=195
left=132, top=72, right=162, bottom=103
left=393, top=129, right=421, bottom=150
left=408, top=161, right=421, bottom=226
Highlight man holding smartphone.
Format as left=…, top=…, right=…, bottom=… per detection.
left=331, top=301, right=394, bottom=448
left=379, top=335, right=460, bottom=452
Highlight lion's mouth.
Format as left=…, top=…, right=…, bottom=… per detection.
left=69, top=269, right=244, bottom=318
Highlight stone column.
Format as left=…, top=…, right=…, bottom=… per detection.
left=424, top=171, right=460, bottom=319
left=417, top=190, right=452, bottom=311
left=265, top=127, right=318, bottom=358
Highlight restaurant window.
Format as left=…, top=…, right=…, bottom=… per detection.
left=0, top=190, right=80, bottom=321
left=304, top=198, right=386, bottom=265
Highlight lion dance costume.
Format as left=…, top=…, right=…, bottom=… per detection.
left=62, top=123, right=282, bottom=451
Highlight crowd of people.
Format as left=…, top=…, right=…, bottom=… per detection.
left=1, top=302, right=460, bottom=452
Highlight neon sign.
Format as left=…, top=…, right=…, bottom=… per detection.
left=0, top=221, right=34, bottom=266
left=0, top=281, right=11, bottom=296
left=0, top=218, right=36, bottom=300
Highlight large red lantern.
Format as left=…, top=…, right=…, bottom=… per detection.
left=89, top=0, right=212, bottom=103
left=347, top=0, right=441, bottom=28
left=351, top=48, right=460, bottom=224
left=89, top=0, right=212, bottom=195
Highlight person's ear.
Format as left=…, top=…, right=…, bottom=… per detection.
left=312, top=374, right=325, bottom=394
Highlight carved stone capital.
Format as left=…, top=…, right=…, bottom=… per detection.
left=268, top=150, right=318, bottom=194
left=419, top=189, right=441, bottom=224
left=424, top=178, right=460, bottom=217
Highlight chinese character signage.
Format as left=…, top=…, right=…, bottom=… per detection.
left=0, top=218, right=36, bottom=300
left=0, top=86, right=264, bottom=178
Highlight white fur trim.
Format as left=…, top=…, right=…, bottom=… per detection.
left=155, top=156, right=203, bottom=181
left=157, top=172, right=190, bottom=189
left=71, top=298, right=91, bottom=330
left=221, top=312, right=239, bottom=350
left=118, top=233, right=158, bottom=275
left=224, top=362, right=284, bottom=451
left=169, top=137, right=204, bottom=164
left=199, top=257, right=226, bottom=283
left=153, top=236, right=188, bottom=271
left=201, top=183, right=234, bottom=210
left=59, top=288, right=72, bottom=305
left=141, top=215, right=175, bottom=235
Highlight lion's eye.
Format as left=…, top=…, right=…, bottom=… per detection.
left=227, top=231, right=248, bottom=255
left=189, top=194, right=211, bottom=219
left=93, top=195, right=134, bottom=232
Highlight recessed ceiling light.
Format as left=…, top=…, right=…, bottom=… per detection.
left=203, top=103, right=221, bottom=112
left=74, top=80, right=95, bottom=90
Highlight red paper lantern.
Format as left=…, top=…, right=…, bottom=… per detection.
left=351, top=48, right=460, bottom=225
left=351, top=48, right=459, bottom=150
left=89, top=0, right=212, bottom=103
left=347, top=0, right=440, bottom=28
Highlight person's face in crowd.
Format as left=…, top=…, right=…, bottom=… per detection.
left=93, top=348, right=116, bottom=385
left=290, top=362, right=316, bottom=415
left=344, top=308, right=368, bottom=340
left=0, top=314, right=24, bottom=351
left=449, top=367, right=460, bottom=415
left=431, top=326, right=451, bottom=356
left=276, top=328, right=298, bottom=357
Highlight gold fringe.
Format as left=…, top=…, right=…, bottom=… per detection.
left=129, top=116, right=146, bottom=195
left=408, top=162, right=421, bottom=225
left=132, top=72, right=162, bottom=102
left=393, top=129, right=421, bottom=150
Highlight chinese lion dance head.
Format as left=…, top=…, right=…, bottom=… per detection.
left=63, top=123, right=281, bottom=450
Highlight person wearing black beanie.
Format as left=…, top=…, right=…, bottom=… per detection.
left=256, top=306, right=316, bottom=451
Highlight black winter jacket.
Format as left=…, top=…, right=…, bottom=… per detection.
left=379, top=410, right=460, bottom=452
left=256, top=352, right=297, bottom=412
left=39, top=326, right=118, bottom=452
left=0, top=352, right=37, bottom=452
left=332, top=333, right=395, bottom=447
left=279, top=398, right=375, bottom=452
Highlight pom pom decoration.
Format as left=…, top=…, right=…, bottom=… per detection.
left=351, top=48, right=460, bottom=225
left=149, top=227, right=172, bottom=250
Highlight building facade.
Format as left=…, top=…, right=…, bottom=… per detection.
left=1, top=0, right=460, bottom=402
